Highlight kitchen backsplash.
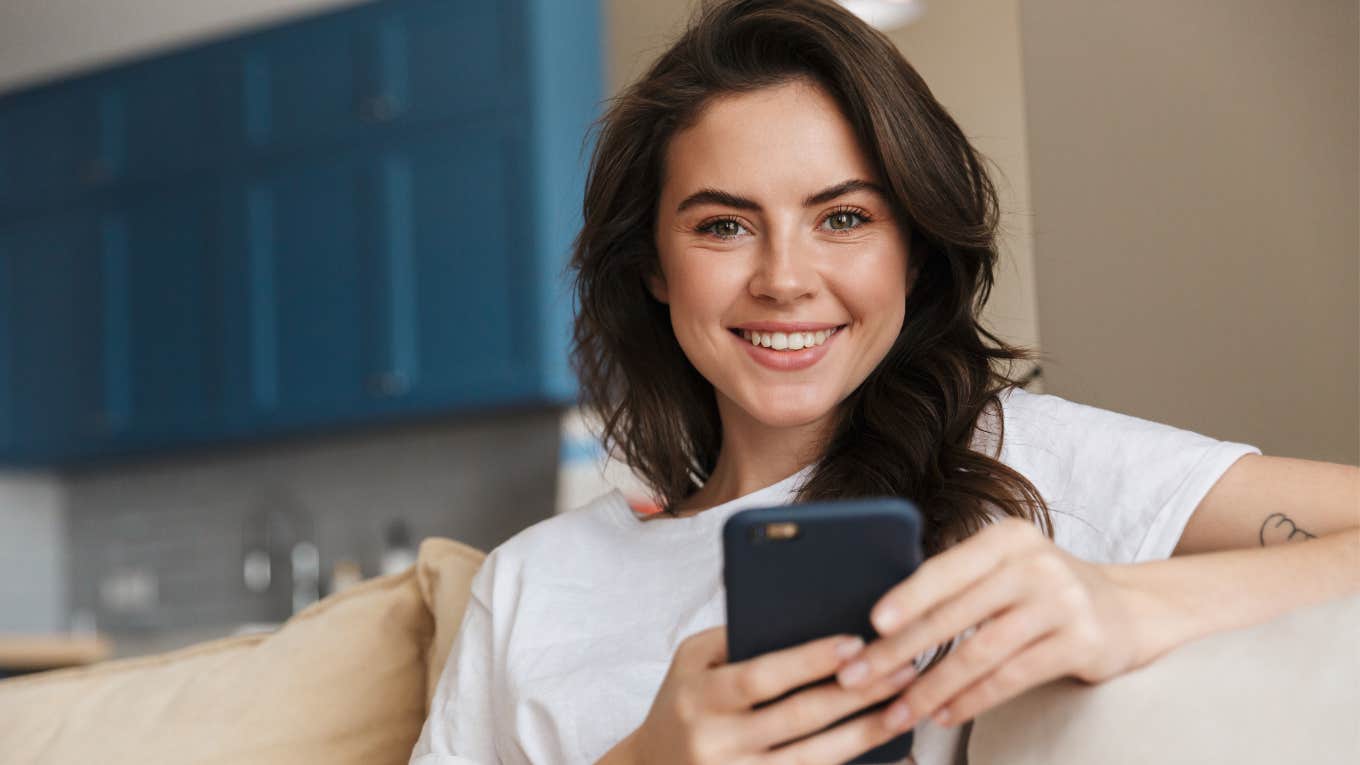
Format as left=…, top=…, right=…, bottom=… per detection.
left=62, top=406, right=561, bottom=634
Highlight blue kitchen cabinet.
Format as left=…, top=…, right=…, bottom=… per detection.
left=94, top=183, right=227, bottom=448
left=109, top=53, right=231, bottom=187
left=0, top=53, right=228, bottom=215
left=0, top=189, right=226, bottom=462
left=235, top=16, right=362, bottom=156
left=220, top=153, right=372, bottom=430
left=0, top=84, right=112, bottom=214
left=0, top=0, right=602, bottom=465
left=233, top=0, right=501, bottom=158
left=0, top=210, right=104, bottom=463
left=0, top=241, right=9, bottom=458
left=363, top=122, right=529, bottom=410
left=220, top=119, right=533, bottom=431
left=357, top=0, right=505, bottom=125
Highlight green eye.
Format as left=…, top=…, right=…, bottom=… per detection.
left=823, top=209, right=870, bottom=232
left=696, top=217, right=748, bottom=240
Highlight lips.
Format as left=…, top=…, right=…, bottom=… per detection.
left=729, top=321, right=844, bottom=333
left=733, top=326, right=841, bottom=350
left=728, top=323, right=845, bottom=371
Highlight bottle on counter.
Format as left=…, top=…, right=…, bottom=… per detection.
left=381, top=519, right=417, bottom=576
left=330, top=559, right=364, bottom=594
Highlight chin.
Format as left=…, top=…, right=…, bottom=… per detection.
left=740, top=397, right=838, bottom=429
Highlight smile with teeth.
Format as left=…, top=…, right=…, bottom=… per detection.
left=737, top=326, right=842, bottom=350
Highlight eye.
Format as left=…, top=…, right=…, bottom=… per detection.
left=694, top=217, right=750, bottom=241
left=821, top=206, right=873, bottom=234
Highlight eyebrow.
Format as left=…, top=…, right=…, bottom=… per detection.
left=674, top=178, right=885, bottom=214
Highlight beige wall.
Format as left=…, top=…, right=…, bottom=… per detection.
left=605, top=0, right=1045, bottom=384
left=1020, top=1, right=1359, bottom=464
left=884, top=1, right=1043, bottom=378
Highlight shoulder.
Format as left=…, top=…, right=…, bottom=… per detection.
left=994, top=385, right=1104, bottom=426
left=971, top=385, right=1075, bottom=457
left=984, top=386, right=1179, bottom=451
left=472, top=490, right=631, bottom=590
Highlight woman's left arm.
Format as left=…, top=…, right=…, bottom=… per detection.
left=831, top=455, right=1359, bottom=733
left=1111, top=454, right=1359, bottom=665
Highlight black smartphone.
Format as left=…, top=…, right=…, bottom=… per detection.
left=722, top=497, right=925, bottom=764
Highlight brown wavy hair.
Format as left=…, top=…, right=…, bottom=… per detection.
left=568, top=0, right=1053, bottom=561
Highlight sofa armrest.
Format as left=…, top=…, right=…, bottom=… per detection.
left=969, top=593, right=1360, bottom=765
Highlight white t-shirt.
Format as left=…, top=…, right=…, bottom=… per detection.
left=409, top=387, right=1260, bottom=765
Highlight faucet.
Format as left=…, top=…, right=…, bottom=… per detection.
left=242, top=489, right=320, bottom=619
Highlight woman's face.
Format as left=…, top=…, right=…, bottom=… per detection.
left=651, top=79, right=914, bottom=433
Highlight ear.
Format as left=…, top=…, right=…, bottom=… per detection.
left=645, top=269, right=670, bottom=304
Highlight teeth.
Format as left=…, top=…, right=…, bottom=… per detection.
left=738, top=326, right=841, bottom=350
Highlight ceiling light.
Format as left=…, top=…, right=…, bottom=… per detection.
left=836, top=0, right=926, bottom=31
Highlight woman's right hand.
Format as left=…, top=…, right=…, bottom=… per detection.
left=620, top=625, right=919, bottom=765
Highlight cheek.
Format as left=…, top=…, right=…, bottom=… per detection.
left=839, top=248, right=910, bottom=325
left=666, top=256, right=745, bottom=322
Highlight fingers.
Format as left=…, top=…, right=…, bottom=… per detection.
left=887, top=604, right=1054, bottom=729
left=839, top=558, right=1031, bottom=689
left=709, top=633, right=866, bottom=712
left=678, top=625, right=729, bottom=670
left=928, top=633, right=1073, bottom=727
left=741, top=661, right=918, bottom=751
left=868, top=520, right=1038, bottom=637
left=760, top=688, right=914, bottom=765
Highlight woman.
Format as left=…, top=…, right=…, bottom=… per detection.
left=411, top=1, right=1359, bottom=763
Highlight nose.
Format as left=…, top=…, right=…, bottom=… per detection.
left=748, top=230, right=817, bottom=304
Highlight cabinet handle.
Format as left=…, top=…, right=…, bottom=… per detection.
left=84, top=159, right=109, bottom=186
left=361, top=94, right=396, bottom=123
left=93, top=411, right=115, bottom=435
left=368, top=370, right=409, bottom=397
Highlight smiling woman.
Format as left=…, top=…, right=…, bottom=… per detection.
left=408, top=2, right=1359, bottom=765
left=571, top=13, right=1052, bottom=553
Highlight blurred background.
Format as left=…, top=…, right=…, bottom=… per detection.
left=0, top=0, right=1354, bottom=675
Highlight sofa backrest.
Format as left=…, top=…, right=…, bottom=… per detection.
left=0, top=536, right=486, bottom=765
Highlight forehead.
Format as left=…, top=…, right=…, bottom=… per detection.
left=660, top=80, right=880, bottom=204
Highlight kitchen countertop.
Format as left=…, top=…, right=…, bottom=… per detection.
left=0, top=633, right=112, bottom=673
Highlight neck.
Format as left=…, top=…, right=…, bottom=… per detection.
left=672, top=393, right=834, bottom=515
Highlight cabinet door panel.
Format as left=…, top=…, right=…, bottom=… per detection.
left=372, top=122, right=524, bottom=407
left=238, top=20, right=359, bottom=154
left=114, top=53, right=230, bottom=183
left=236, top=155, right=372, bottom=426
left=99, top=184, right=224, bottom=442
left=0, top=211, right=102, bottom=460
left=360, top=0, right=502, bottom=126
left=0, top=247, right=10, bottom=456
left=0, top=87, right=108, bottom=211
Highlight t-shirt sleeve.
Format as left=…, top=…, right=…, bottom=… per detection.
left=408, top=557, right=504, bottom=765
left=1000, top=389, right=1261, bottom=564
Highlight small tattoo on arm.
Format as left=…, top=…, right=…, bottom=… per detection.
left=1259, top=513, right=1318, bottom=547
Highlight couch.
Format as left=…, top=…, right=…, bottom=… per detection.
left=0, top=536, right=1355, bottom=764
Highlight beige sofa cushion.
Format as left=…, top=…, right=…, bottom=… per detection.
left=969, top=593, right=1360, bottom=765
left=414, top=537, right=487, bottom=712
left=0, top=545, right=450, bottom=765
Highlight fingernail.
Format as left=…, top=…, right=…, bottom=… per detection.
left=838, top=660, right=869, bottom=687
left=886, top=664, right=917, bottom=686
left=933, top=708, right=952, bottom=726
left=873, top=605, right=901, bottom=633
left=836, top=637, right=865, bottom=660
left=884, top=700, right=912, bottom=730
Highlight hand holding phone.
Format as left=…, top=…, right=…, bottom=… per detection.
left=616, top=624, right=919, bottom=765
left=722, top=497, right=925, bottom=763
